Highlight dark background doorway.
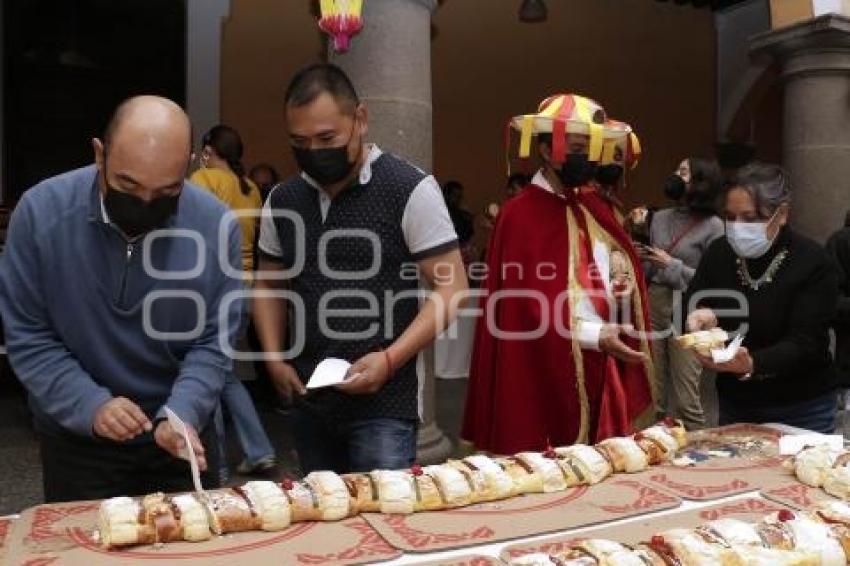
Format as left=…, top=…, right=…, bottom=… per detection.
left=2, top=0, right=186, bottom=205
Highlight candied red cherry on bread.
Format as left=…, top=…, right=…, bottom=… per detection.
left=777, top=509, right=795, bottom=522
left=648, top=534, right=678, bottom=563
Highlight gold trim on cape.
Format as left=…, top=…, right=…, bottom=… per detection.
left=579, top=204, right=655, bottom=431
left=565, top=205, right=590, bottom=445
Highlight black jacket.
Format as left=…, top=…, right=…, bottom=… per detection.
left=685, top=228, right=838, bottom=406
left=827, top=227, right=850, bottom=386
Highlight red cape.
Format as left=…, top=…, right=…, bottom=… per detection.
left=462, top=183, right=653, bottom=455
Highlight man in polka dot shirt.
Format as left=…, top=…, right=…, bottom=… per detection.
left=254, top=63, right=468, bottom=474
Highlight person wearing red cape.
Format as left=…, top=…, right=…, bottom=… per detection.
left=462, top=94, right=654, bottom=455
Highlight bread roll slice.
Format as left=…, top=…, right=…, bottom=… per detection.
left=496, top=456, right=545, bottom=494
left=204, top=488, right=262, bottom=534
left=647, top=528, right=742, bottom=565
left=141, top=492, right=190, bottom=543
left=411, top=470, right=445, bottom=512
left=823, top=465, right=850, bottom=500
left=695, top=518, right=763, bottom=548
left=305, top=471, right=353, bottom=521
left=794, top=445, right=842, bottom=488
left=462, top=454, right=517, bottom=500
left=281, top=480, right=324, bottom=523
left=813, top=500, right=850, bottom=559
left=572, top=538, right=635, bottom=561
left=341, top=473, right=380, bottom=514
left=675, top=328, right=728, bottom=355
left=756, top=520, right=796, bottom=551
left=424, top=464, right=474, bottom=508
left=770, top=511, right=847, bottom=566
left=509, top=542, right=665, bottom=565
left=170, top=494, right=214, bottom=542
left=633, top=429, right=677, bottom=465
left=98, top=496, right=156, bottom=548
left=241, top=481, right=291, bottom=531
left=554, top=445, right=613, bottom=486
left=656, top=417, right=689, bottom=448
left=595, top=437, right=649, bottom=473
left=446, top=460, right=499, bottom=503
left=515, top=452, right=570, bottom=493
left=640, top=425, right=680, bottom=455
left=730, top=545, right=820, bottom=565
left=507, top=553, right=561, bottom=565
left=374, top=470, right=416, bottom=514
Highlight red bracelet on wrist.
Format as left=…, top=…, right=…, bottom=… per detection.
left=383, top=348, right=395, bottom=378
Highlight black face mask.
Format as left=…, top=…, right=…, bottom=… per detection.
left=595, top=164, right=624, bottom=187
left=556, top=153, right=598, bottom=188
left=663, top=174, right=687, bottom=201
left=291, top=122, right=360, bottom=186
left=104, top=185, right=180, bottom=238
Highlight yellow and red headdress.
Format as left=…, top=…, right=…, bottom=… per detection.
left=507, top=93, right=640, bottom=173
left=599, top=119, right=642, bottom=170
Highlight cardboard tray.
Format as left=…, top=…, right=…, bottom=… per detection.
left=630, top=424, right=787, bottom=501
left=363, top=478, right=680, bottom=554
left=4, top=501, right=401, bottom=566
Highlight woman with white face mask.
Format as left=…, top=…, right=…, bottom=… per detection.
left=684, top=162, right=839, bottom=433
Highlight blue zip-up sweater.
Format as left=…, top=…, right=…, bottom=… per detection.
left=0, top=165, right=243, bottom=439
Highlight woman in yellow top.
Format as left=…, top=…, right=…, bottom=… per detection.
left=191, top=125, right=275, bottom=480
left=191, top=125, right=263, bottom=275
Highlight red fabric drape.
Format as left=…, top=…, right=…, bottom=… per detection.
left=461, top=183, right=652, bottom=454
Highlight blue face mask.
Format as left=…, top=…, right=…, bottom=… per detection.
left=725, top=211, right=779, bottom=259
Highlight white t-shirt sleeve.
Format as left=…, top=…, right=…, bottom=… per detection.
left=402, top=176, right=459, bottom=259
left=257, top=196, right=283, bottom=259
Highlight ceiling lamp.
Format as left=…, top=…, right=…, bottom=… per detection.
left=519, top=0, right=548, bottom=23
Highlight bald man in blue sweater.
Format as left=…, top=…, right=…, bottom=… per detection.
left=0, top=96, right=243, bottom=502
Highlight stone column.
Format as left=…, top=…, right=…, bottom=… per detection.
left=330, top=0, right=436, bottom=170
left=0, top=0, right=5, bottom=204
left=751, top=14, right=850, bottom=243
left=330, top=0, right=453, bottom=464
left=186, top=0, right=231, bottom=150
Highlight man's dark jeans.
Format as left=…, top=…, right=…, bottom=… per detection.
left=719, top=391, right=837, bottom=434
left=294, top=409, right=417, bottom=474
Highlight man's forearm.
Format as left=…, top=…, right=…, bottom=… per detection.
left=162, top=359, right=226, bottom=430
left=388, top=284, right=466, bottom=369
left=252, top=280, right=288, bottom=364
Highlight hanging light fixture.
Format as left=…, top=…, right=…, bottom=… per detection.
left=519, top=0, right=548, bottom=23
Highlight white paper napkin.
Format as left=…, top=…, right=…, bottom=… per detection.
left=711, top=333, right=744, bottom=364
left=306, top=358, right=352, bottom=389
left=163, top=406, right=204, bottom=494
left=779, top=433, right=844, bottom=455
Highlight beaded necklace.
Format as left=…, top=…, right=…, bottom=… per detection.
left=736, top=249, right=790, bottom=291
